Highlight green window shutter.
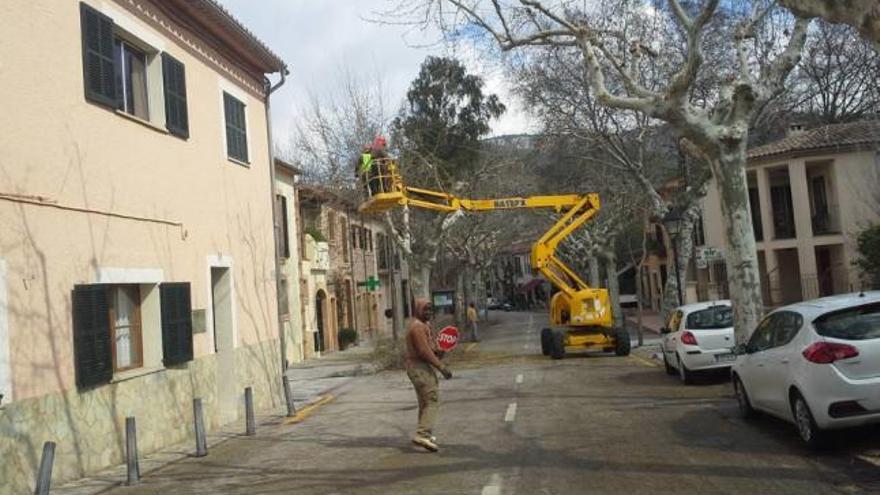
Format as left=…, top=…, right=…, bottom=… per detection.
left=72, top=285, right=113, bottom=389
left=160, top=283, right=194, bottom=366
left=162, top=53, right=189, bottom=138
left=223, top=92, right=248, bottom=162
left=279, top=195, right=290, bottom=258
left=80, top=2, right=116, bottom=107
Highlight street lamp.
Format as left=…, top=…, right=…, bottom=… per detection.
left=663, top=209, right=684, bottom=306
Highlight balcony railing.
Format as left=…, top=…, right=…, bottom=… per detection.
left=811, top=204, right=841, bottom=236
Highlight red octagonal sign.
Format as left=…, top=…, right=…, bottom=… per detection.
left=436, top=326, right=459, bottom=352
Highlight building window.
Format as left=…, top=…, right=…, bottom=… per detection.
left=72, top=282, right=193, bottom=389
left=110, top=285, right=143, bottom=372
left=114, top=40, right=149, bottom=120
left=80, top=3, right=189, bottom=136
left=328, top=213, right=336, bottom=242
left=276, top=195, right=290, bottom=258
left=693, top=213, right=705, bottom=247
left=367, top=229, right=373, bottom=251
left=223, top=92, right=248, bottom=163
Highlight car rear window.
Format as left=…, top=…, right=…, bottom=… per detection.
left=813, top=302, right=880, bottom=341
left=686, top=306, right=733, bottom=330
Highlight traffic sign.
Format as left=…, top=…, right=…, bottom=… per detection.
left=436, top=326, right=459, bottom=352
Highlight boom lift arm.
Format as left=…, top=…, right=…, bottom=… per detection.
left=359, top=159, right=612, bottom=329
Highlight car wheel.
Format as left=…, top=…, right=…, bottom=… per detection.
left=677, top=354, right=694, bottom=385
left=550, top=329, right=565, bottom=360
left=791, top=391, right=826, bottom=449
left=663, top=353, right=676, bottom=375
left=614, top=328, right=631, bottom=356
left=540, top=328, right=552, bottom=356
left=733, top=375, right=757, bottom=419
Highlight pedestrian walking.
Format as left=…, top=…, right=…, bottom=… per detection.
left=405, top=298, right=452, bottom=452
left=466, top=302, right=479, bottom=342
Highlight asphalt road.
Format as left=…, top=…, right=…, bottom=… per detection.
left=107, top=311, right=880, bottom=494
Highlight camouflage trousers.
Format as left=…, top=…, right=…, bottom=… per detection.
left=406, top=362, right=439, bottom=438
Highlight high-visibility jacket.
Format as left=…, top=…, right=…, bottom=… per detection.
left=360, top=153, right=373, bottom=174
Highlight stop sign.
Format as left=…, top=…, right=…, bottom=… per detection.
left=436, top=326, right=459, bottom=352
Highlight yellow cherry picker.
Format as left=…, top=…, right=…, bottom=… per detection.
left=359, top=158, right=630, bottom=359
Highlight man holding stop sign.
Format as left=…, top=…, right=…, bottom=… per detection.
left=405, top=298, right=454, bottom=452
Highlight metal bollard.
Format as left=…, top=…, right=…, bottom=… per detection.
left=34, top=441, right=55, bottom=495
left=193, top=399, right=208, bottom=457
left=245, top=387, right=256, bottom=436
left=125, top=417, right=140, bottom=485
left=282, top=375, right=296, bottom=417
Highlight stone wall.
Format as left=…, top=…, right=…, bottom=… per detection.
left=0, top=339, right=283, bottom=494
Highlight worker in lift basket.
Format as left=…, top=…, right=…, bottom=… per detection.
left=354, top=143, right=374, bottom=196
left=369, top=135, right=389, bottom=194
left=405, top=298, right=453, bottom=452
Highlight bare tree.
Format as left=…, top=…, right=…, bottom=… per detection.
left=284, top=68, right=390, bottom=190
left=779, top=0, right=880, bottom=47
left=389, top=0, right=812, bottom=344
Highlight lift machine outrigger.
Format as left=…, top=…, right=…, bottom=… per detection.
left=359, top=159, right=630, bottom=359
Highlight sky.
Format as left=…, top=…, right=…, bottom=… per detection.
left=218, top=0, right=536, bottom=147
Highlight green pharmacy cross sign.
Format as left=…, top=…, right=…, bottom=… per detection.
left=357, top=276, right=381, bottom=292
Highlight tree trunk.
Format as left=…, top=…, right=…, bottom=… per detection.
left=710, top=147, right=764, bottom=345
left=589, top=258, right=600, bottom=287
left=455, top=269, right=465, bottom=328
left=604, top=251, right=624, bottom=329
left=413, top=264, right=431, bottom=299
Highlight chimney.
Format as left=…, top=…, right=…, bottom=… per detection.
left=787, top=123, right=805, bottom=137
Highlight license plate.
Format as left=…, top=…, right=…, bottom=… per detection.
left=715, top=353, right=736, bottom=363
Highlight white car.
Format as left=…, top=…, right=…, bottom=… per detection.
left=731, top=292, right=880, bottom=447
left=660, top=300, right=736, bottom=384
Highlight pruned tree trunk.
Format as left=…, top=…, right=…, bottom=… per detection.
left=635, top=225, right=648, bottom=346
left=454, top=269, right=465, bottom=327
left=710, top=146, right=764, bottom=345
left=589, top=258, right=600, bottom=287
left=603, top=251, right=624, bottom=329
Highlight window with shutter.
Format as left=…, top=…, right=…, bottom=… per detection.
left=223, top=92, right=248, bottom=163
left=278, top=195, right=291, bottom=258
left=72, top=285, right=113, bottom=389
left=160, top=283, right=194, bottom=366
left=80, top=2, right=117, bottom=107
left=162, top=54, right=189, bottom=138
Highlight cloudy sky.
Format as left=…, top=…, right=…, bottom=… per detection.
left=219, top=0, right=535, bottom=144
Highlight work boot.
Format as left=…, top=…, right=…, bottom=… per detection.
left=412, top=435, right=439, bottom=452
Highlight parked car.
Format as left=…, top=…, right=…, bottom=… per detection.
left=660, top=300, right=736, bottom=384
left=731, top=291, right=880, bottom=447
left=488, top=298, right=513, bottom=311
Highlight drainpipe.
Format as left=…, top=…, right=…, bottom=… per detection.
left=265, top=68, right=289, bottom=372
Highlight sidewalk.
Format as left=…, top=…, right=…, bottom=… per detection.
left=56, top=344, right=381, bottom=495
left=624, top=309, right=665, bottom=334
left=56, top=318, right=472, bottom=494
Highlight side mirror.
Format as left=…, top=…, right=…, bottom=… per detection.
left=660, top=327, right=671, bottom=334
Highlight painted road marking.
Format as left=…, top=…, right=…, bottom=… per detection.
left=283, top=395, right=335, bottom=425
left=858, top=454, right=880, bottom=467
left=504, top=403, right=518, bottom=422
left=482, top=473, right=502, bottom=495
left=629, top=355, right=659, bottom=368
left=516, top=374, right=523, bottom=384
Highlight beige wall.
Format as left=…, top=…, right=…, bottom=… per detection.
left=0, top=0, right=284, bottom=490
left=698, top=149, right=879, bottom=304
left=276, top=167, right=305, bottom=364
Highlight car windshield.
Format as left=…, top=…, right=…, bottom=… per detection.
left=686, top=306, right=733, bottom=330
left=813, top=302, right=880, bottom=341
